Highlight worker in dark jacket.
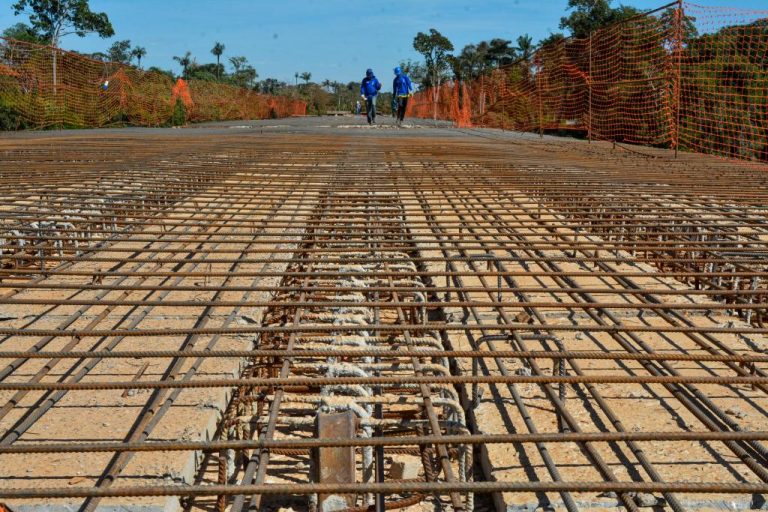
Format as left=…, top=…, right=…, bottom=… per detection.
left=392, top=66, right=414, bottom=126
left=360, top=68, right=382, bottom=125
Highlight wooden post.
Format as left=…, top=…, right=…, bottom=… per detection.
left=588, top=32, right=593, bottom=143
left=537, top=67, right=544, bottom=138
left=673, top=0, right=684, bottom=158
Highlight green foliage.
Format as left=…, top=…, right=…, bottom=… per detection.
left=453, top=43, right=486, bottom=81
left=147, top=66, right=174, bottom=80
left=189, top=63, right=224, bottom=82
left=173, top=51, right=193, bottom=79
left=229, top=56, right=247, bottom=72
left=377, top=92, right=394, bottom=115
left=107, top=39, right=131, bottom=63
left=2, top=22, right=45, bottom=44
left=211, top=42, right=225, bottom=58
left=188, top=69, right=218, bottom=82
left=228, top=57, right=257, bottom=88
left=446, top=37, right=521, bottom=84
left=170, top=98, right=186, bottom=126
left=413, top=28, right=454, bottom=88
left=130, top=46, right=146, bottom=68
left=399, top=60, right=426, bottom=86
left=515, top=35, right=534, bottom=61
left=211, top=42, right=224, bottom=79
left=559, top=0, right=638, bottom=38
left=659, top=8, right=698, bottom=42
left=258, top=78, right=286, bottom=95
left=0, top=94, right=30, bottom=130
left=539, top=33, right=566, bottom=47
left=681, top=23, right=768, bottom=160
left=12, top=0, right=114, bottom=46
left=488, top=38, right=516, bottom=67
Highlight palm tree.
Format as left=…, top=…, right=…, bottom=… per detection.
left=131, top=46, right=147, bottom=68
left=488, top=38, right=515, bottom=67
left=211, top=42, right=225, bottom=80
left=300, top=72, right=312, bottom=86
left=173, top=51, right=192, bottom=79
left=294, top=72, right=299, bottom=86
left=515, top=34, right=535, bottom=61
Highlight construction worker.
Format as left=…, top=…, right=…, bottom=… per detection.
left=360, top=68, right=382, bottom=125
left=392, top=66, right=413, bottom=126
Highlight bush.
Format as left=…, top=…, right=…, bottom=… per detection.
left=170, top=98, right=187, bottom=126
left=0, top=95, right=30, bottom=130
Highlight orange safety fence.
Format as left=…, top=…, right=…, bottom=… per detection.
left=409, top=1, right=768, bottom=165
left=0, top=37, right=306, bottom=129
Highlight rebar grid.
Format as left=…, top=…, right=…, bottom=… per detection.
left=0, top=123, right=767, bottom=512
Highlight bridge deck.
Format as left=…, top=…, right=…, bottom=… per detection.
left=0, top=116, right=766, bottom=512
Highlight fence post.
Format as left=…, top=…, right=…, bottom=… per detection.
left=52, top=48, right=57, bottom=97
left=673, top=0, right=684, bottom=157
left=537, top=67, right=544, bottom=138
left=502, top=74, right=507, bottom=132
left=588, top=32, right=593, bottom=144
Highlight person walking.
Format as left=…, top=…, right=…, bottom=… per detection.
left=392, top=66, right=414, bottom=126
left=360, top=68, right=382, bottom=125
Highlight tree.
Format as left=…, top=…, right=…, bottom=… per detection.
left=229, top=56, right=257, bottom=88
left=12, top=0, right=114, bottom=91
left=413, top=28, right=455, bottom=119
left=539, top=32, right=566, bottom=47
left=294, top=72, right=299, bottom=86
left=173, top=51, right=193, bottom=79
left=559, top=0, right=638, bottom=38
left=131, top=46, right=146, bottom=68
left=455, top=44, right=487, bottom=81
left=11, top=0, right=114, bottom=47
left=488, top=38, right=516, bottom=67
left=211, top=41, right=225, bottom=80
left=258, top=78, right=283, bottom=95
left=515, top=34, right=535, bottom=61
left=234, top=65, right=257, bottom=88
left=229, top=56, right=247, bottom=73
left=87, top=51, right=108, bottom=61
left=300, top=71, right=312, bottom=85
left=2, top=22, right=45, bottom=44
left=107, top=39, right=131, bottom=63
left=659, top=7, right=698, bottom=43
left=413, top=28, right=454, bottom=90
left=188, top=63, right=222, bottom=82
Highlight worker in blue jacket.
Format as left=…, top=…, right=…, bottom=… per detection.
left=393, top=66, right=414, bottom=126
left=360, top=68, right=382, bottom=125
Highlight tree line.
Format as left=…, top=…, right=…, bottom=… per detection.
left=1, top=0, right=343, bottom=115
left=406, top=0, right=649, bottom=93
left=405, top=0, right=768, bottom=162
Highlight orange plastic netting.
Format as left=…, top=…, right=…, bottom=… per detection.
left=0, top=37, right=306, bottom=129
left=409, top=1, right=768, bottom=164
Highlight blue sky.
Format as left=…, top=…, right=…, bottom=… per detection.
left=2, top=1, right=766, bottom=84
